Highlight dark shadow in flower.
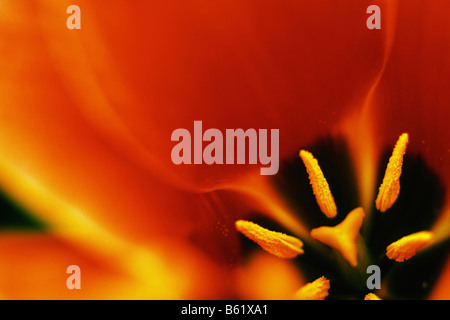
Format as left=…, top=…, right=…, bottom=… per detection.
left=0, top=189, right=47, bottom=231
left=382, top=238, right=450, bottom=299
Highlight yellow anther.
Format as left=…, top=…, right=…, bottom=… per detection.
left=310, top=207, right=365, bottom=267
left=235, top=220, right=304, bottom=259
left=299, top=150, right=337, bottom=218
left=386, top=231, right=434, bottom=262
left=375, top=133, right=409, bottom=212
left=364, top=293, right=381, bottom=300
left=293, top=276, right=330, bottom=300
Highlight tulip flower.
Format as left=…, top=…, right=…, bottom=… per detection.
left=0, top=0, right=449, bottom=299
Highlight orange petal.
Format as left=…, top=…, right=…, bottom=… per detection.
left=0, top=233, right=232, bottom=299
left=235, top=251, right=305, bottom=300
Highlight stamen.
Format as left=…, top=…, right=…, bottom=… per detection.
left=235, top=220, right=304, bottom=259
left=299, top=150, right=337, bottom=218
left=386, top=231, right=434, bottom=262
left=310, top=207, right=365, bottom=267
left=293, top=276, right=330, bottom=300
left=375, top=133, right=409, bottom=212
left=364, top=293, right=381, bottom=300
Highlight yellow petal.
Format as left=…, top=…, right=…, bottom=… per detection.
left=375, top=133, right=409, bottom=212
left=310, top=207, right=365, bottom=266
left=293, top=276, right=330, bottom=300
left=386, top=231, right=434, bottom=262
left=364, top=293, right=382, bottom=300
left=235, top=220, right=304, bottom=259
left=299, top=150, right=337, bottom=218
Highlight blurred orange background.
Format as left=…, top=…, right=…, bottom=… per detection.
left=0, top=0, right=449, bottom=299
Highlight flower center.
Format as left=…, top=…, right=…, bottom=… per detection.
left=234, top=133, right=449, bottom=299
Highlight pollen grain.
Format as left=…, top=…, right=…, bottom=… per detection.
left=375, top=133, right=409, bottom=212
left=299, top=150, right=337, bottom=218
left=235, top=220, right=304, bottom=259
left=293, top=276, right=330, bottom=300
left=386, top=231, right=433, bottom=262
